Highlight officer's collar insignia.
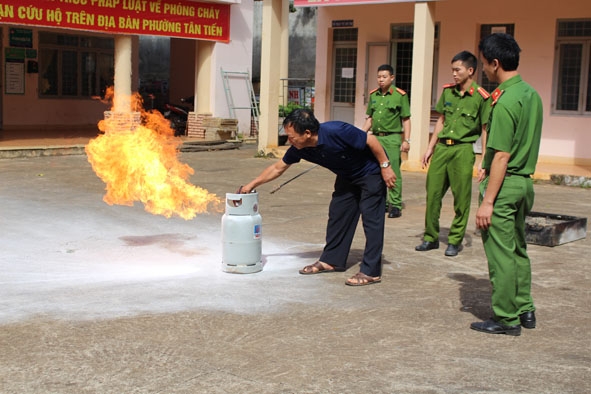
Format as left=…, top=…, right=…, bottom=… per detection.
left=491, top=88, right=504, bottom=105
left=477, top=87, right=491, bottom=99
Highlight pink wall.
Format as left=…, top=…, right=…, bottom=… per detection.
left=1, top=0, right=254, bottom=135
left=1, top=26, right=108, bottom=129
left=315, top=0, right=591, bottom=164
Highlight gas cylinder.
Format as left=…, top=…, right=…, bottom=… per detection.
left=221, top=192, right=262, bottom=273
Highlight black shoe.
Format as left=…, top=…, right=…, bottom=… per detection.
left=444, top=244, right=460, bottom=257
left=388, top=207, right=401, bottom=218
left=470, top=319, right=521, bottom=336
left=415, top=240, right=439, bottom=251
left=519, top=311, right=536, bottom=329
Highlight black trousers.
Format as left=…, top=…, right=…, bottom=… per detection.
left=319, top=173, right=386, bottom=277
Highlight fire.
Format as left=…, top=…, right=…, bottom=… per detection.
left=85, top=88, right=222, bottom=220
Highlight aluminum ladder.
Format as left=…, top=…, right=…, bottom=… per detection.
left=221, top=68, right=259, bottom=137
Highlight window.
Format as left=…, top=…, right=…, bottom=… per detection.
left=38, top=32, right=114, bottom=99
left=390, top=24, right=414, bottom=97
left=478, top=24, right=515, bottom=93
left=332, top=28, right=358, bottom=103
left=389, top=23, right=439, bottom=102
left=553, top=19, right=591, bottom=115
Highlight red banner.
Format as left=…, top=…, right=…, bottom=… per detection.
left=295, top=0, right=419, bottom=6
left=0, top=0, right=231, bottom=42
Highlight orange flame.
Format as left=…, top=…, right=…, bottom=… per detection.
left=85, top=88, right=222, bottom=220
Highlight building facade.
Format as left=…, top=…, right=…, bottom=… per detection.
left=297, top=0, right=591, bottom=167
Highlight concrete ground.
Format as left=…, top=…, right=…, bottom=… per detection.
left=0, top=143, right=590, bottom=393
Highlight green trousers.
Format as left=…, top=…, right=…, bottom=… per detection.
left=479, top=175, right=536, bottom=326
left=423, top=143, right=475, bottom=245
left=376, top=133, right=402, bottom=209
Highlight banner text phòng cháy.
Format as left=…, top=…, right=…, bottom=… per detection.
left=0, top=0, right=230, bottom=42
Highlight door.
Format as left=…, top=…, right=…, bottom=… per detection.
left=331, top=28, right=358, bottom=124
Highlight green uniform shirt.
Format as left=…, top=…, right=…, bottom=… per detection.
left=366, top=86, right=411, bottom=133
left=483, top=75, right=543, bottom=176
left=435, top=81, right=491, bottom=142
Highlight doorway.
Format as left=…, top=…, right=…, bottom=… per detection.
left=331, top=28, right=358, bottom=124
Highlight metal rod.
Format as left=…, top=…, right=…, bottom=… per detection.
left=270, top=164, right=319, bottom=194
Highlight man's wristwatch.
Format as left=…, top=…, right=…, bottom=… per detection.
left=380, top=161, right=391, bottom=168
left=404, top=139, right=411, bottom=144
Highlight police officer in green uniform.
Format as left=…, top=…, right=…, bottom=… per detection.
left=472, top=33, right=543, bottom=336
left=362, top=64, right=411, bottom=218
left=415, top=51, right=491, bottom=257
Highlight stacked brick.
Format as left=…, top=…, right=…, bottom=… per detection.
left=186, top=112, right=208, bottom=139
left=102, top=111, right=141, bottom=133
left=186, top=112, right=238, bottom=141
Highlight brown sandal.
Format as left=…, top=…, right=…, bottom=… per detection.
left=299, top=261, right=335, bottom=275
left=346, top=272, right=381, bottom=286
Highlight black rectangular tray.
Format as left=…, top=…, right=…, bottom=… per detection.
left=525, top=211, right=587, bottom=247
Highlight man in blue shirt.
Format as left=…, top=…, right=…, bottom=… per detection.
left=241, top=109, right=395, bottom=286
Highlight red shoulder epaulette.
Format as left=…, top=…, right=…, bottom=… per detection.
left=396, top=87, right=406, bottom=95
left=442, top=83, right=456, bottom=89
left=369, top=88, right=379, bottom=95
left=491, top=88, right=504, bottom=105
left=477, top=86, right=491, bottom=99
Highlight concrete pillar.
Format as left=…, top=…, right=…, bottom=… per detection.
left=406, top=1, right=435, bottom=171
left=280, top=0, right=289, bottom=87
left=131, top=35, right=140, bottom=92
left=195, top=41, right=215, bottom=114
left=107, top=35, right=139, bottom=131
left=114, top=36, right=133, bottom=113
left=258, top=0, right=283, bottom=151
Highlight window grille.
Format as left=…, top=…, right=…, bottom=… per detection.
left=39, top=32, right=114, bottom=99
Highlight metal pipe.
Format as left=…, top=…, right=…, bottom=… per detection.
left=270, top=164, right=319, bottom=194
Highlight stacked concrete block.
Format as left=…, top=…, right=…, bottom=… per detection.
left=202, top=116, right=238, bottom=141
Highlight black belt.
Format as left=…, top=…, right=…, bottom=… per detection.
left=375, top=132, right=398, bottom=136
left=484, top=170, right=531, bottom=178
left=439, top=138, right=469, bottom=146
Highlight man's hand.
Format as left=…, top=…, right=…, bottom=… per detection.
left=476, top=168, right=486, bottom=182
left=382, top=167, right=396, bottom=189
left=400, top=140, right=410, bottom=153
left=239, top=184, right=256, bottom=194
left=476, top=159, right=486, bottom=182
left=421, top=148, right=434, bottom=168
left=476, top=150, right=509, bottom=229
left=475, top=201, right=493, bottom=230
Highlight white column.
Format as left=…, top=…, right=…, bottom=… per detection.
left=407, top=1, right=435, bottom=170
left=195, top=41, right=214, bottom=114
left=113, top=35, right=133, bottom=113
left=107, top=35, right=140, bottom=131
left=258, top=0, right=283, bottom=151
left=280, top=0, right=289, bottom=85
